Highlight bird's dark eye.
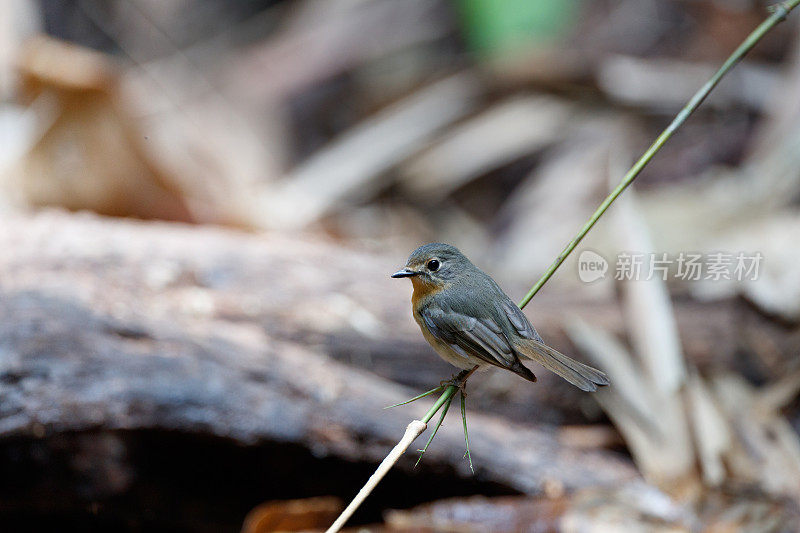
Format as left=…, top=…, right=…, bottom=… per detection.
left=427, top=259, right=440, bottom=272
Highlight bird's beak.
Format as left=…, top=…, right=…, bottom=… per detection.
left=391, top=267, right=418, bottom=278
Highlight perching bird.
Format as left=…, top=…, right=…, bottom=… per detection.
left=392, top=243, right=609, bottom=391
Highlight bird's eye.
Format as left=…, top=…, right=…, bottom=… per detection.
left=427, top=259, right=440, bottom=272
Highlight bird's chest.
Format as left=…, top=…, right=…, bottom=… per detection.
left=410, top=278, right=442, bottom=327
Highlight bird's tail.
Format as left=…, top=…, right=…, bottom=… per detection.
left=514, top=338, right=609, bottom=392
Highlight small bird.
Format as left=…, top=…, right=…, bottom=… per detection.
left=392, top=243, right=609, bottom=391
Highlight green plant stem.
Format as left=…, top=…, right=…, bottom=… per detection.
left=518, top=0, right=800, bottom=308
left=422, top=384, right=458, bottom=423
left=415, top=0, right=800, bottom=457
left=427, top=3, right=800, bottom=429
left=461, top=392, right=474, bottom=473
left=327, top=4, right=800, bottom=531
left=415, top=395, right=454, bottom=466
left=424, top=0, right=800, bottom=445
left=385, top=385, right=444, bottom=409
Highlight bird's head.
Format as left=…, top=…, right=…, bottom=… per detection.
left=391, top=243, right=472, bottom=291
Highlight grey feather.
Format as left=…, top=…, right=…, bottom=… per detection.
left=516, top=338, right=610, bottom=392
left=500, top=299, right=543, bottom=343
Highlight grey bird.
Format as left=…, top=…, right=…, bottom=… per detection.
left=392, top=243, right=609, bottom=391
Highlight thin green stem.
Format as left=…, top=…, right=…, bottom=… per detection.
left=461, top=392, right=474, bottom=473
left=328, top=5, right=800, bottom=531
left=517, top=0, right=800, bottom=309
left=421, top=384, right=458, bottom=424
left=397, top=0, right=800, bottom=469
left=384, top=385, right=444, bottom=409
left=415, top=395, right=454, bottom=466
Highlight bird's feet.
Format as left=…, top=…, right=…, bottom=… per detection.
left=440, top=366, right=479, bottom=396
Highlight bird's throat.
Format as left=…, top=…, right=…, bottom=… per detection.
left=410, top=276, right=446, bottom=308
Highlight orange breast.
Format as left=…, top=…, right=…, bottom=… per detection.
left=411, top=277, right=446, bottom=310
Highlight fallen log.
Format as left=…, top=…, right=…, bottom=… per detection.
left=0, top=210, right=636, bottom=505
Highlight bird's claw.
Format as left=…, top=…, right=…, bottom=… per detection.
left=440, top=366, right=478, bottom=395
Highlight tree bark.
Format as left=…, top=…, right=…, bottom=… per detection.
left=0, top=210, right=636, bottom=496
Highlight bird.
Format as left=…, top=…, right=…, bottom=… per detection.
left=391, top=243, right=609, bottom=392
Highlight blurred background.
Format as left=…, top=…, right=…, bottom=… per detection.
left=1, top=0, right=800, bottom=531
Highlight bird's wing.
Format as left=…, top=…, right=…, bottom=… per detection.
left=420, top=304, right=516, bottom=369
left=497, top=298, right=543, bottom=342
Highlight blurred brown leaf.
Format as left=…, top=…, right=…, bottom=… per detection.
left=242, top=497, right=342, bottom=533
left=5, top=36, right=193, bottom=222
